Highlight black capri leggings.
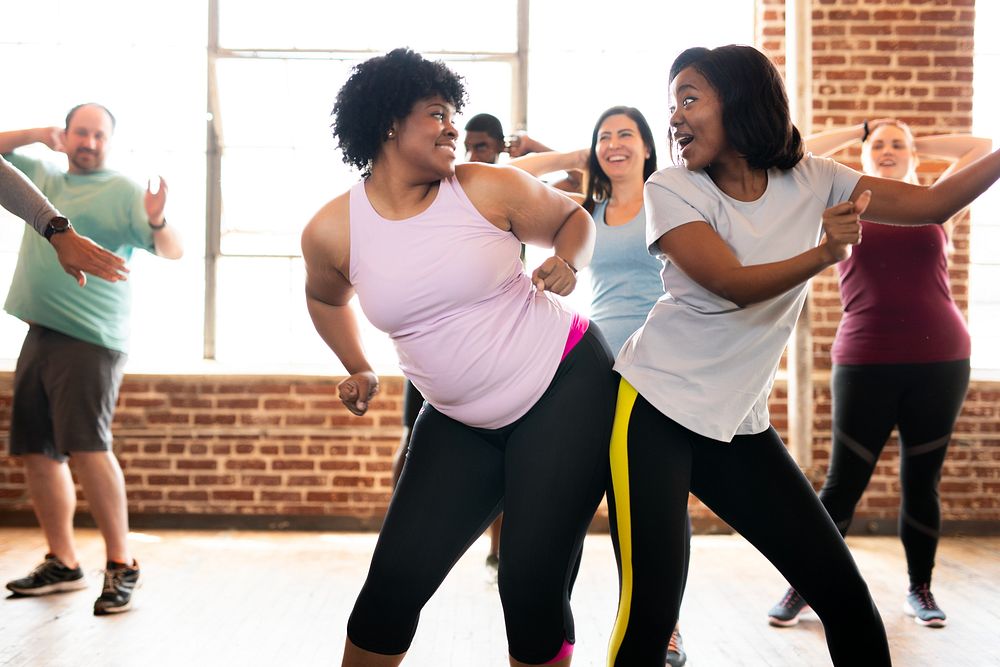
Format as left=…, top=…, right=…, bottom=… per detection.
left=607, top=379, right=890, bottom=667
left=347, top=326, right=617, bottom=663
left=821, top=359, right=970, bottom=586
left=401, top=378, right=424, bottom=430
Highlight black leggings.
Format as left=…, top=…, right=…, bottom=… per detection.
left=821, top=360, right=970, bottom=586
left=607, top=380, right=890, bottom=667
left=347, top=326, right=617, bottom=663
left=401, top=378, right=424, bottom=430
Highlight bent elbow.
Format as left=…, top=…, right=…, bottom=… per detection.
left=709, top=280, right=754, bottom=309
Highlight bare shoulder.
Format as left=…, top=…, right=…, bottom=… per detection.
left=456, top=163, right=542, bottom=230
left=456, top=161, right=532, bottom=191
left=302, top=189, right=351, bottom=277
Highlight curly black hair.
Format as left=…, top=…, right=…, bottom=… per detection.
left=332, top=48, right=468, bottom=177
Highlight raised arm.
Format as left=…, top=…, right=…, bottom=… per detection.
left=459, top=164, right=595, bottom=296
left=913, top=134, right=992, bottom=182
left=0, top=127, right=63, bottom=155
left=657, top=192, right=870, bottom=308
left=805, top=123, right=866, bottom=158
left=509, top=148, right=589, bottom=178
left=505, top=132, right=555, bottom=158
left=144, top=177, right=183, bottom=259
left=1, top=155, right=63, bottom=235
left=302, top=194, right=378, bottom=415
left=853, top=146, right=1000, bottom=225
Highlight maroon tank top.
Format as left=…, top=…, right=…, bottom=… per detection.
left=831, top=220, right=970, bottom=365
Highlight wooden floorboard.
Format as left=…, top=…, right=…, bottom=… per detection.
left=0, top=528, right=996, bottom=666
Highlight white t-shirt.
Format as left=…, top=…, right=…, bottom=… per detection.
left=614, top=155, right=861, bottom=442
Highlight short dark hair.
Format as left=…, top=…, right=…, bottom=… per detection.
left=65, top=103, right=117, bottom=132
left=464, top=113, right=504, bottom=143
left=583, top=106, right=658, bottom=214
left=332, top=48, right=467, bottom=177
left=668, top=45, right=803, bottom=170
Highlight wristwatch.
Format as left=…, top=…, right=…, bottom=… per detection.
left=43, top=216, right=72, bottom=241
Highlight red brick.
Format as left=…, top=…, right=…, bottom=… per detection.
left=177, top=460, right=218, bottom=470
left=212, top=490, right=254, bottom=501
left=148, top=475, right=191, bottom=486
left=242, top=475, right=282, bottom=486
left=271, top=460, right=315, bottom=471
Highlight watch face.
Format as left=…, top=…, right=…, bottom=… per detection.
left=44, top=216, right=72, bottom=240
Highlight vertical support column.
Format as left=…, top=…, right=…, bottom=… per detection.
left=512, top=0, right=530, bottom=131
left=204, top=0, right=222, bottom=360
left=785, top=0, right=814, bottom=470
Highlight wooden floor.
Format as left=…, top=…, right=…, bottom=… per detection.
left=0, top=528, right=997, bottom=666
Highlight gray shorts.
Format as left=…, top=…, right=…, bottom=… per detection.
left=9, top=325, right=127, bottom=462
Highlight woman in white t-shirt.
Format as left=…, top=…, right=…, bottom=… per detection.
left=606, top=44, right=1000, bottom=667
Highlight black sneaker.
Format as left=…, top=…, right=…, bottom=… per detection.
left=904, top=583, right=947, bottom=628
left=485, top=553, right=499, bottom=570
left=768, top=587, right=811, bottom=627
left=666, top=625, right=687, bottom=666
left=6, top=554, right=87, bottom=596
left=93, top=560, right=140, bottom=615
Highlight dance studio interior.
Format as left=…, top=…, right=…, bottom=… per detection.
left=1, top=1, right=998, bottom=665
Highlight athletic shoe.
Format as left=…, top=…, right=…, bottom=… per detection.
left=93, top=560, right=140, bottom=615
left=768, top=587, right=811, bottom=627
left=666, top=625, right=687, bottom=666
left=6, top=554, right=88, bottom=596
left=485, top=553, right=499, bottom=570
left=904, top=583, right=947, bottom=628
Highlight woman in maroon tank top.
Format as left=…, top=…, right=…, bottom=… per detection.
left=767, top=121, right=991, bottom=629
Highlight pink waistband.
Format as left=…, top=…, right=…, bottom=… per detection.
left=545, top=639, right=574, bottom=664
left=561, top=313, right=590, bottom=361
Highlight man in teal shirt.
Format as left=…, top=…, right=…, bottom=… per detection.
left=1, top=103, right=182, bottom=615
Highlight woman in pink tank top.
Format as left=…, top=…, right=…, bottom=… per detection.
left=302, top=48, right=617, bottom=667
left=766, top=121, right=991, bottom=630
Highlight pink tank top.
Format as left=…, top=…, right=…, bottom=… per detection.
left=349, top=176, right=575, bottom=428
left=831, top=220, right=970, bottom=365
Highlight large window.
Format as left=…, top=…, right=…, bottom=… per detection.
left=0, top=3, right=206, bottom=369
left=971, top=1, right=1000, bottom=373
left=524, top=0, right=755, bottom=315
left=16, top=3, right=995, bottom=376
left=0, top=1, right=759, bottom=374
left=209, top=0, right=521, bottom=372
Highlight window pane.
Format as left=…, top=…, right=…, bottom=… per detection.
left=451, top=61, right=515, bottom=136
left=214, top=256, right=398, bottom=373
left=216, top=58, right=514, bottom=257
left=0, top=2, right=204, bottom=47
left=219, top=0, right=518, bottom=53
left=0, top=9, right=206, bottom=367
left=527, top=0, right=755, bottom=153
left=972, top=6, right=1000, bottom=372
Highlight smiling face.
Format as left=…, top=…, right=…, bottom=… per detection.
left=392, top=95, right=459, bottom=178
left=862, top=123, right=917, bottom=182
left=595, top=114, right=649, bottom=185
left=668, top=67, right=732, bottom=172
left=63, top=104, right=114, bottom=174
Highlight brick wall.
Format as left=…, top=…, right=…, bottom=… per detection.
left=1, top=369, right=996, bottom=532
left=752, top=0, right=996, bottom=531
left=0, top=374, right=403, bottom=530
left=1, top=0, right=996, bottom=534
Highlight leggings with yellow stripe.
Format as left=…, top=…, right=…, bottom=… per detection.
left=606, top=379, right=891, bottom=666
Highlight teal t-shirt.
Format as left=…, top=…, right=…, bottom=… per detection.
left=3, top=153, right=156, bottom=353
